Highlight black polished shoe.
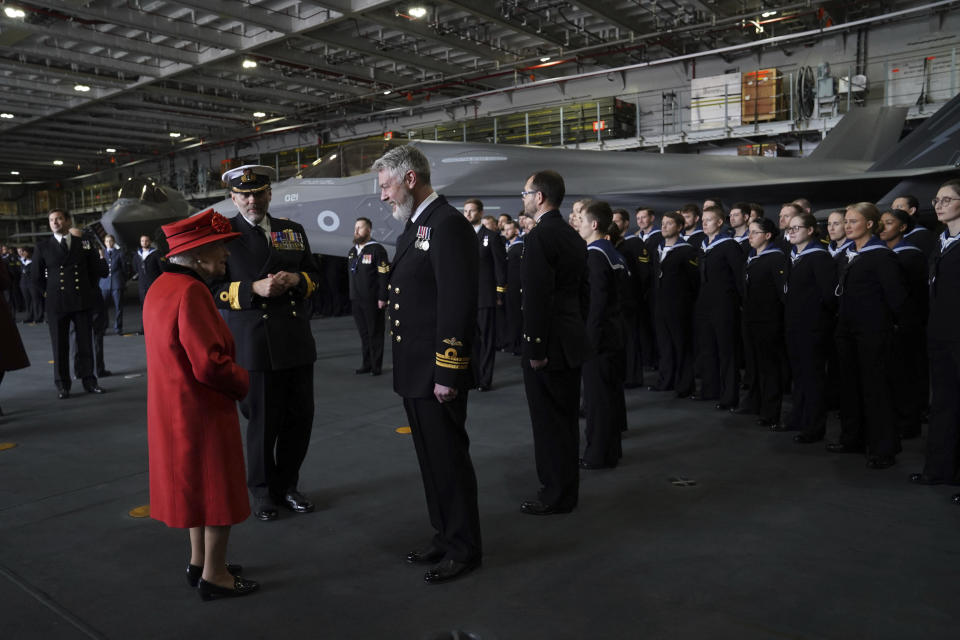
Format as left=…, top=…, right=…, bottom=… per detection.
left=909, top=473, right=943, bottom=485
left=793, top=433, right=824, bottom=444
left=406, top=545, right=445, bottom=565
left=715, top=403, right=732, bottom=411
left=198, top=576, right=260, bottom=601
left=826, top=442, right=865, bottom=454
left=83, top=384, right=105, bottom=394
left=186, top=563, right=243, bottom=588
left=423, top=557, right=481, bottom=585
left=371, top=369, right=382, bottom=376
left=254, top=502, right=278, bottom=521
left=282, top=490, right=314, bottom=513
left=58, top=389, right=70, bottom=400
left=768, top=423, right=794, bottom=432
left=355, top=366, right=372, bottom=375
left=867, top=456, right=896, bottom=469
left=952, top=493, right=960, bottom=505
left=520, top=500, right=574, bottom=516
left=476, top=385, right=490, bottom=392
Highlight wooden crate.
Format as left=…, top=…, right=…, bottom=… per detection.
left=0, top=201, right=17, bottom=216
left=741, top=69, right=784, bottom=123
left=737, top=143, right=785, bottom=157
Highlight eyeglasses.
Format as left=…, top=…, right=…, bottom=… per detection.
left=932, top=196, right=959, bottom=207
left=520, top=189, right=539, bottom=198
left=787, top=225, right=808, bottom=232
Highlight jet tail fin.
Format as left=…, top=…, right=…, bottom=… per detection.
left=868, top=92, right=960, bottom=171
left=809, top=104, right=908, bottom=163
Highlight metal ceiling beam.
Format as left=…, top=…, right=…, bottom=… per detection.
left=183, top=74, right=331, bottom=105
left=79, top=107, right=240, bottom=131
left=0, top=43, right=168, bottom=78
left=107, top=97, right=256, bottom=125
left=0, top=75, right=104, bottom=99
left=204, top=62, right=370, bottom=97
left=3, top=125, right=173, bottom=145
left=439, top=0, right=569, bottom=49
left=305, top=29, right=467, bottom=77
left=0, top=92, right=72, bottom=109
left=0, top=59, right=130, bottom=88
left=253, top=44, right=391, bottom=87
left=573, top=0, right=654, bottom=35
left=136, top=84, right=299, bottom=115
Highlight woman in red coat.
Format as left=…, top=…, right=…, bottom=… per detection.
left=144, top=209, right=258, bottom=601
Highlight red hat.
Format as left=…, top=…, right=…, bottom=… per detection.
left=162, top=209, right=241, bottom=256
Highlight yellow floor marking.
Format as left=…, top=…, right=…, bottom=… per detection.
left=0, top=442, right=17, bottom=452
left=128, top=505, right=151, bottom=518
left=395, top=426, right=412, bottom=434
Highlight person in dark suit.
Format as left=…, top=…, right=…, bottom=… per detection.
left=612, top=208, right=649, bottom=389
left=373, top=145, right=481, bottom=584
left=33, top=209, right=106, bottom=399
left=75, top=248, right=111, bottom=378
left=0, top=244, right=24, bottom=315
left=828, top=202, right=907, bottom=469
left=17, top=247, right=42, bottom=323
left=463, top=198, right=506, bottom=391
left=348, top=217, right=390, bottom=375
left=211, top=165, right=319, bottom=522
left=694, top=205, right=744, bottom=410
left=652, top=211, right=699, bottom=397
left=579, top=201, right=628, bottom=469
left=502, top=218, right=524, bottom=355
left=910, top=179, right=960, bottom=500
left=892, top=194, right=937, bottom=258
left=133, top=234, right=159, bottom=334
left=784, top=213, right=837, bottom=444
left=518, top=170, right=587, bottom=515
left=99, top=234, right=126, bottom=335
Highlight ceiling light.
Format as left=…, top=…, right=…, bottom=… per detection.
left=383, top=89, right=392, bottom=95
left=105, top=147, right=117, bottom=153
left=53, top=160, right=64, bottom=166
left=408, top=6, right=427, bottom=19
left=253, top=111, right=266, bottom=118
left=242, top=59, right=257, bottom=69
left=540, top=56, right=551, bottom=62
left=169, top=132, right=181, bottom=138
left=761, top=10, right=778, bottom=18
left=0, top=113, right=14, bottom=119
left=74, top=84, right=91, bottom=92
left=4, top=7, right=26, bottom=19
left=10, top=171, right=19, bottom=175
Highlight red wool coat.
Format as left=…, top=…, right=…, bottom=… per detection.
left=144, top=267, right=250, bottom=528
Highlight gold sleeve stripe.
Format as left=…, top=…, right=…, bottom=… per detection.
left=496, top=286, right=507, bottom=293
left=377, top=265, right=391, bottom=274
left=436, top=353, right=471, bottom=370
left=227, top=281, right=242, bottom=310
left=301, top=271, right=316, bottom=297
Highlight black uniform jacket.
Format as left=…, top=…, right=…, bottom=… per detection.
left=476, top=225, right=507, bottom=308
left=520, top=209, right=588, bottom=369
left=892, top=242, right=929, bottom=329
left=655, top=241, right=699, bottom=311
left=696, top=236, right=745, bottom=309
left=212, top=214, right=319, bottom=371
left=835, top=238, right=907, bottom=334
left=34, top=234, right=105, bottom=314
left=617, top=234, right=651, bottom=316
left=101, top=248, right=127, bottom=289
left=903, top=225, right=936, bottom=259
left=348, top=241, right=390, bottom=302
left=388, top=194, right=479, bottom=397
left=506, top=237, right=524, bottom=303
left=585, top=239, right=628, bottom=355
left=742, top=247, right=788, bottom=323
left=785, top=244, right=837, bottom=332
left=929, top=232, right=960, bottom=340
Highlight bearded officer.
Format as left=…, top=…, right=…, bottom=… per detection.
left=212, top=165, right=320, bottom=521
left=373, top=145, right=482, bottom=584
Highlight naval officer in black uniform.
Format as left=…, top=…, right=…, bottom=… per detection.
left=373, top=145, right=482, bottom=584
left=463, top=198, right=506, bottom=391
left=518, top=170, right=587, bottom=515
left=33, top=209, right=106, bottom=399
left=212, top=165, right=320, bottom=521
left=348, top=217, right=390, bottom=375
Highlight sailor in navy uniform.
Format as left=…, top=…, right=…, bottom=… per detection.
left=892, top=194, right=937, bottom=258
left=373, top=145, right=481, bottom=584
left=518, top=170, right=588, bottom=515
left=694, top=206, right=744, bottom=410
left=784, top=214, right=837, bottom=443
left=911, top=180, right=960, bottom=497
left=212, top=165, right=320, bottom=521
left=579, top=202, right=628, bottom=468
left=652, top=211, right=699, bottom=396
left=613, top=208, right=649, bottom=388
left=637, top=208, right=661, bottom=370
left=729, top=202, right=752, bottom=256
left=828, top=203, right=907, bottom=469
left=502, top=218, right=525, bottom=355
left=99, top=234, right=126, bottom=334
left=679, top=203, right=707, bottom=252
left=825, top=209, right=853, bottom=411
left=347, top=217, right=390, bottom=375
left=880, top=209, right=928, bottom=439
left=33, top=209, right=106, bottom=398
left=738, top=217, right=788, bottom=428
left=463, top=199, right=507, bottom=391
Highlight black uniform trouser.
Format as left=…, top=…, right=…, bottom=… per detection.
left=495, top=306, right=509, bottom=350
left=892, top=326, right=926, bottom=438
left=522, top=364, right=581, bottom=509
left=19, top=282, right=35, bottom=322
left=243, top=365, right=315, bottom=502
left=74, top=299, right=107, bottom=376
left=741, top=321, right=784, bottom=423
left=505, top=294, right=522, bottom=354
left=623, top=310, right=643, bottom=387
left=786, top=328, right=830, bottom=437
left=351, top=298, right=384, bottom=371
left=835, top=329, right=900, bottom=458
left=582, top=351, right=626, bottom=466
left=101, top=286, right=123, bottom=332
left=473, top=307, right=497, bottom=388
left=922, top=339, right=960, bottom=482
left=638, top=294, right=658, bottom=368
left=48, top=309, right=94, bottom=390
left=696, top=305, right=740, bottom=407
left=654, top=304, right=695, bottom=395
left=403, top=393, right=482, bottom=563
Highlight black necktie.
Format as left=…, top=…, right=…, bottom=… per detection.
left=60, top=237, right=68, bottom=254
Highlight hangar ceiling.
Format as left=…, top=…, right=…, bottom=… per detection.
left=0, top=0, right=939, bottom=182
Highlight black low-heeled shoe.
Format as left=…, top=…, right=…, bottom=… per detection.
left=186, top=563, right=243, bottom=588
left=198, top=576, right=259, bottom=601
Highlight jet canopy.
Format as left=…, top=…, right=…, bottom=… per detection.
left=300, top=138, right=409, bottom=179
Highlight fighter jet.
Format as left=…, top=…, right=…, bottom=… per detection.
left=97, top=177, right=195, bottom=250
